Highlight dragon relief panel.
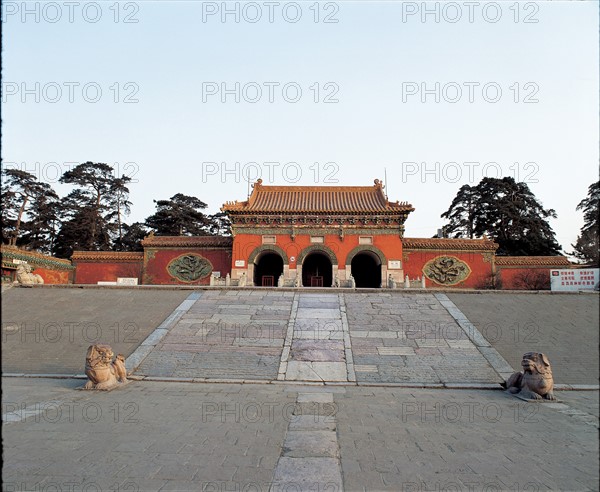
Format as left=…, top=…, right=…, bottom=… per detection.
left=423, top=256, right=471, bottom=286
left=167, top=254, right=213, bottom=282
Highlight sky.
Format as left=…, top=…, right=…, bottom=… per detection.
left=2, top=1, right=599, bottom=254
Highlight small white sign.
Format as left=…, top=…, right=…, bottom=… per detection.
left=117, top=277, right=138, bottom=286
left=97, top=281, right=118, bottom=286
left=388, top=260, right=402, bottom=270
left=235, top=260, right=245, bottom=267
left=550, top=269, right=599, bottom=291
left=212, top=271, right=221, bottom=278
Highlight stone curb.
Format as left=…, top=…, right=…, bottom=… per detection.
left=3, top=374, right=598, bottom=391
left=28, top=284, right=600, bottom=295
left=435, top=293, right=514, bottom=383
left=125, top=291, right=201, bottom=374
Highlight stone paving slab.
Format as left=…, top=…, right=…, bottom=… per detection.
left=1, top=288, right=191, bottom=374
left=449, top=293, right=600, bottom=384
left=136, top=290, right=293, bottom=380
left=2, top=378, right=597, bottom=491
left=345, top=293, right=503, bottom=385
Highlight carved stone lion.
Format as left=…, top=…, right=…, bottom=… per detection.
left=84, top=344, right=127, bottom=390
left=16, top=263, right=44, bottom=285
left=506, top=352, right=556, bottom=400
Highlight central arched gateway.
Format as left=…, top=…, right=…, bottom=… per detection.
left=302, top=252, right=333, bottom=287
left=351, top=252, right=382, bottom=288
left=254, top=252, right=284, bottom=286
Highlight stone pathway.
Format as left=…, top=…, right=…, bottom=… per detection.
left=279, top=293, right=354, bottom=382
left=135, top=290, right=294, bottom=380
left=132, top=290, right=508, bottom=385
left=346, top=292, right=504, bottom=385
left=271, top=388, right=343, bottom=490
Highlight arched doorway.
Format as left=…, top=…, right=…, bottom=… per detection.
left=351, top=252, right=382, bottom=288
left=302, top=252, right=333, bottom=287
left=254, top=252, right=284, bottom=287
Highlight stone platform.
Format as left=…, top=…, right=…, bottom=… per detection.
left=132, top=290, right=507, bottom=385
left=2, top=287, right=598, bottom=491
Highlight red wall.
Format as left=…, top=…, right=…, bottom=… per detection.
left=143, top=248, right=231, bottom=285
left=74, top=262, right=143, bottom=284
left=499, top=267, right=551, bottom=290
left=403, top=250, right=494, bottom=289
left=34, top=267, right=71, bottom=284
left=232, top=233, right=404, bottom=269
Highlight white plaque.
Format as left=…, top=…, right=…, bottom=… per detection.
left=388, top=260, right=402, bottom=269
left=97, top=281, right=118, bottom=286
left=117, top=277, right=138, bottom=285
left=212, top=271, right=221, bottom=278
left=550, top=269, right=598, bottom=291
left=235, top=260, right=245, bottom=267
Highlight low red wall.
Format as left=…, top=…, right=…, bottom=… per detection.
left=74, top=261, right=143, bottom=284
left=34, top=267, right=72, bottom=284
left=143, top=248, right=231, bottom=285
left=403, top=250, right=494, bottom=289
left=498, top=267, right=553, bottom=290
left=2, top=246, right=74, bottom=284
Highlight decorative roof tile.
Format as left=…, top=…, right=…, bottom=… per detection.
left=495, top=256, right=571, bottom=266
left=141, top=235, right=233, bottom=248
left=1, top=246, right=74, bottom=270
left=71, top=251, right=144, bottom=262
left=222, top=179, right=414, bottom=214
left=402, top=238, right=499, bottom=251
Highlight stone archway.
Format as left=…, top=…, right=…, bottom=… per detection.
left=297, top=245, right=338, bottom=266
left=297, top=245, right=338, bottom=287
left=254, top=252, right=284, bottom=287
left=247, top=245, right=289, bottom=286
left=351, top=252, right=382, bottom=288
left=302, top=252, right=333, bottom=287
left=346, top=245, right=387, bottom=288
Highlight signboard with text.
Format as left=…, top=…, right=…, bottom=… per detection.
left=550, top=269, right=599, bottom=291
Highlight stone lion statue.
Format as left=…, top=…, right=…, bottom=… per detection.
left=84, top=344, right=127, bottom=390
left=16, top=263, right=44, bottom=285
left=506, top=352, right=556, bottom=400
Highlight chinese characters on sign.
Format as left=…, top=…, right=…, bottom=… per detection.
left=550, top=269, right=599, bottom=291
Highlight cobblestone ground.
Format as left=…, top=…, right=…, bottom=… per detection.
left=2, top=378, right=598, bottom=491
left=136, top=291, right=294, bottom=380
left=1, top=288, right=190, bottom=374
left=449, top=294, right=600, bottom=384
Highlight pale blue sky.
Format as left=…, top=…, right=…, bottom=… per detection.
left=2, top=1, right=598, bottom=252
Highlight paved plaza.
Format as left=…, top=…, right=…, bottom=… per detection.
left=1, top=286, right=598, bottom=491
left=132, top=290, right=509, bottom=386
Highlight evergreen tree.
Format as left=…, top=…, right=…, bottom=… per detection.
left=440, top=184, right=480, bottom=238
left=441, top=177, right=562, bottom=256
left=55, top=162, right=132, bottom=256
left=1, top=169, right=59, bottom=250
left=18, top=190, right=61, bottom=254
left=571, top=180, right=599, bottom=265
left=114, top=222, right=148, bottom=252
left=207, top=212, right=232, bottom=236
left=145, top=194, right=213, bottom=236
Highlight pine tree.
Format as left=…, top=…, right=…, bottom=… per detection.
left=441, top=177, right=562, bottom=256
left=1, top=169, right=59, bottom=250
left=571, top=181, right=599, bottom=265
left=145, top=194, right=213, bottom=236
left=55, top=162, right=132, bottom=256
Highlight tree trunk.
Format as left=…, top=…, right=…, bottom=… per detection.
left=13, top=194, right=29, bottom=246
